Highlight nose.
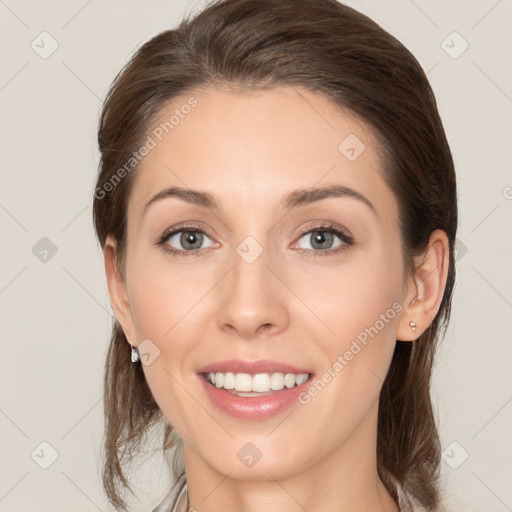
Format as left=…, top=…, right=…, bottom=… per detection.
left=216, top=241, right=289, bottom=339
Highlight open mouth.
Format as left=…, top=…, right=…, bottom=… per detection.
left=198, top=366, right=316, bottom=419
left=202, top=371, right=313, bottom=397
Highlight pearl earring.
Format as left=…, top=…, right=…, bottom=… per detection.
left=409, top=321, right=417, bottom=332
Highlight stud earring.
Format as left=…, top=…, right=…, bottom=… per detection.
left=409, top=321, right=417, bottom=332
left=130, top=343, right=140, bottom=363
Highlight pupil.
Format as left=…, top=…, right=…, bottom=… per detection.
left=312, top=231, right=333, bottom=250
left=182, top=231, right=202, bottom=249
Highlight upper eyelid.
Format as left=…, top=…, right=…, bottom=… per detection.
left=297, top=222, right=351, bottom=235
left=160, top=222, right=349, bottom=237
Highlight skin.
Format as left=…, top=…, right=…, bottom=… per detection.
left=104, top=84, right=449, bottom=512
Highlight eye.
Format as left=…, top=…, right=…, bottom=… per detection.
left=294, top=222, right=354, bottom=257
left=157, top=224, right=218, bottom=256
left=156, top=221, right=354, bottom=258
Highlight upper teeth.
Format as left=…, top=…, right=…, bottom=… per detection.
left=207, top=372, right=309, bottom=392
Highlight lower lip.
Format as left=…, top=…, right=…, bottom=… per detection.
left=198, top=374, right=313, bottom=420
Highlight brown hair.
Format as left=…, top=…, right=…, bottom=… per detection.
left=93, top=0, right=457, bottom=510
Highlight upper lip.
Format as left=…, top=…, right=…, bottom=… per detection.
left=196, top=359, right=313, bottom=375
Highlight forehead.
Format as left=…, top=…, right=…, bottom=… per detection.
left=128, top=85, right=397, bottom=225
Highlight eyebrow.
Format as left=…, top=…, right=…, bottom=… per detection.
left=143, top=184, right=376, bottom=215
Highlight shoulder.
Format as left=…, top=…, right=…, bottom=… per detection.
left=151, top=473, right=188, bottom=512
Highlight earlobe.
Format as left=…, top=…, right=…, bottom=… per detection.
left=103, top=235, right=137, bottom=344
left=396, top=229, right=450, bottom=342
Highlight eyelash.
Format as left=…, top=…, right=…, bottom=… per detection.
left=156, top=221, right=354, bottom=258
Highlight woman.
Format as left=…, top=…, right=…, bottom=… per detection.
left=93, top=0, right=457, bottom=511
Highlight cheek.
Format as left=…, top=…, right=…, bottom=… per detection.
left=292, top=277, right=401, bottom=454
left=126, top=254, right=205, bottom=342
left=294, top=244, right=403, bottom=349
left=124, top=255, right=209, bottom=423
left=293, top=244, right=403, bottom=408
left=127, top=266, right=202, bottom=437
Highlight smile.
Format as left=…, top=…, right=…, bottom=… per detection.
left=198, top=368, right=314, bottom=419
left=204, top=371, right=310, bottom=395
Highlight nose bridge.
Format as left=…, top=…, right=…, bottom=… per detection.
left=231, top=233, right=275, bottom=309
left=234, top=234, right=272, bottom=294
left=215, top=232, right=288, bottom=337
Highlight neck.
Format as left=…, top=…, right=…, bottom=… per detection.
left=183, top=399, right=400, bottom=512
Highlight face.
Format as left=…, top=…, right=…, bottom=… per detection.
left=111, top=85, right=413, bottom=481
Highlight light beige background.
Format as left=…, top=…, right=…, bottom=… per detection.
left=1, top=0, right=511, bottom=511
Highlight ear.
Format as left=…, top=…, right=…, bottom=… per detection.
left=396, top=229, right=450, bottom=342
left=103, top=235, right=137, bottom=345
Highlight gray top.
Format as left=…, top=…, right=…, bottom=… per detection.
left=151, top=473, right=430, bottom=512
